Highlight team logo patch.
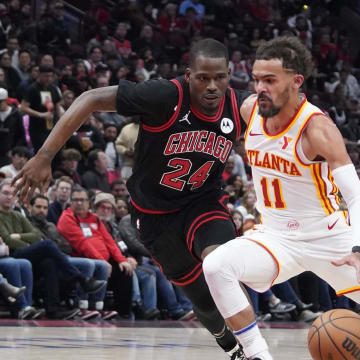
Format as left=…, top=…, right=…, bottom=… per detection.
left=287, top=220, right=299, bottom=230
left=280, top=136, right=292, bottom=150
left=90, top=223, right=98, bottom=230
left=220, top=118, right=234, bottom=134
left=179, top=110, right=191, bottom=125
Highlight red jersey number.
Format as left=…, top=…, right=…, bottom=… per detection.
left=160, top=158, right=214, bottom=191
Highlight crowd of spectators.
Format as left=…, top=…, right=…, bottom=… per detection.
left=0, top=0, right=359, bottom=321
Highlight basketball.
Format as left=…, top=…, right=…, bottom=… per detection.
left=308, top=309, right=360, bottom=360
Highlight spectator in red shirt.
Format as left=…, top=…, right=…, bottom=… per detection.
left=112, top=23, right=132, bottom=59
left=57, top=187, right=134, bottom=317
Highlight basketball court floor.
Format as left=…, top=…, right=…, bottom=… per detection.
left=0, top=318, right=312, bottom=359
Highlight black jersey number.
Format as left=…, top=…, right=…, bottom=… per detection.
left=160, top=158, right=214, bottom=191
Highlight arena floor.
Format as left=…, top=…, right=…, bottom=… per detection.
left=0, top=319, right=312, bottom=359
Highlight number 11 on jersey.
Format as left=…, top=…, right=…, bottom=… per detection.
left=260, top=177, right=286, bottom=209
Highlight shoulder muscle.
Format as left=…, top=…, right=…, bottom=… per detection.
left=305, top=115, right=351, bottom=169
left=240, top=94, right=257, bottom=125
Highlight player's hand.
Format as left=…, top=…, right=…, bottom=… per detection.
left=331, top=252, right=360, bottom=283
left=11, top=154, right=52, bottom=203
left=119, top=261, right=133, bottom=276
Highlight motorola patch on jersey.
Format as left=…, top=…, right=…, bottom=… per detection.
left=220, top=118, right=234, bottom=134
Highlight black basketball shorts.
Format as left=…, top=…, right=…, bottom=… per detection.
left=131, top=192, right=237, bottom=286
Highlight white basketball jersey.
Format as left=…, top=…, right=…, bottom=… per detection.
left=244, top=97, right=342, bottom=231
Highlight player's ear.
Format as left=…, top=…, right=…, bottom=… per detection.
left=293, top=74, right=304, bottom=90
left=184, top=68, right=190, bottom=83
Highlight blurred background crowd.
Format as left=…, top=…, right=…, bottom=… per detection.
left=0, top=0, right=359, bottom=322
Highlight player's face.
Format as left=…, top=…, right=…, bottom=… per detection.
left=186, top=55, right=230, bottom=116
left=252, top=59, right=297, bottom=117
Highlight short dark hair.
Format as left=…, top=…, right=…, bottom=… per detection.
left=55, top=176, right=74, bottom=188
left=39, top=65, right=54, bottom=73
left=87, top=149, right=102, bottom=168
left=110, top=179, right=126, bottom=189
left=30, top=194, right=49, bottom=206
left=189, top=38, right=229, bottom=68
left=255, top=36, right=313, bottom=80
left=71, top=187, right=88, bottom=200
left=12, top=146, right=29, bottom=158
left=61, top=148, right=81, bottom=161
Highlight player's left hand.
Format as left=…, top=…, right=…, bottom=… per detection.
left=331, top=253, right=360, bottom=283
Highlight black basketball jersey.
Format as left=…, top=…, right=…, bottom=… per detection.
left=116, top=76, right=250, bottom=213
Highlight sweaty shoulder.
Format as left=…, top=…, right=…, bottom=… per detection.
left=116, top=79, right=178, bottom=119
left=239, top=93, right=257, bottom=124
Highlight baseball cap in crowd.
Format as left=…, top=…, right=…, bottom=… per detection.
left=0, top=88, right=8, bottom=101
left=94, top=192, right=116, bottom=209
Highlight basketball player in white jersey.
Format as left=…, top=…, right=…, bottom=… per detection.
left=201, top=36, right=360, bottom=359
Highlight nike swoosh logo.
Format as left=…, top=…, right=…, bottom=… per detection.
left=249, top=130, right=262, bottom=136
left=328, top=218, right=339, bottom=230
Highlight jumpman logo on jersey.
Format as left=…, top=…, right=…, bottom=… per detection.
left=179, top=111, right=191, bottom=125
left=281, top=136, right=292, bottom=150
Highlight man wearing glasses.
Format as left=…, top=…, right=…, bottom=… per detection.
left=0, top=179, right=106, bottom=319
left=57, top=188, right=133, bottom=318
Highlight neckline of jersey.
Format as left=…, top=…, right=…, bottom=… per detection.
left=189, top=95, right=225, bottom=122
left=261, top=95, right=307, bottom=139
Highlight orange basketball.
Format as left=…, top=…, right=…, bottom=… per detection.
left=308, top=309, right=360, bottom=360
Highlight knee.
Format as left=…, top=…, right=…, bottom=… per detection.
left=42, top=239, right=57, bottom=250
left=202, top=247, right=228, bottom=279
left=19, top=259, right=32, bottom=272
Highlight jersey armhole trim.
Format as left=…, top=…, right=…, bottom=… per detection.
left=293, top=112, right=326, bottom=167
left=244, top=101, right=258, bottom=144
left=229, top=88, right=241, bottom=140
left=142, top=79, right=183, bottom=133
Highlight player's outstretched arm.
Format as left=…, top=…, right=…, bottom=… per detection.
left=305, top=115, right=360, bottom=283
left=12, top=86, right=118, bottom=201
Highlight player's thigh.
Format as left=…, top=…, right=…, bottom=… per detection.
left=191, top=216, right=237, bottom=259
left=183, top=196, right=237, bottom=258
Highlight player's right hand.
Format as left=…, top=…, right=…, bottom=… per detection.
left=11, top=154, right=52, bottom=203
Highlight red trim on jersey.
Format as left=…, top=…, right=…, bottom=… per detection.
left=318, top=164, right=336, bottom=214
left=262, top=96, right=307, bottom=137
left=294, top=112, right=324, bottom=166
left=131, top=199, right=181, bottom=214
left=312, top=164, right=333, bottom=215
left=188, top=215, right=229, bottom=252
left=142, top=79, right=183, bottom=132
left=218, top=194, right=230, bottom=208
left=189, top=95, right=225, bottom=122
left=186, top=210, right=230, bottom=251
left=229, top=88, right=242, bottom=140
left=171, top=265, right=203, bottom=286
left=175, top=262, right=202, bottom=281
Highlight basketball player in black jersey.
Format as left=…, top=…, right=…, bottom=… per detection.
left=13, top=39, right=251, bottom=360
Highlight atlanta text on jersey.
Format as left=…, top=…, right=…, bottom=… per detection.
left=247, top=149, right=302, bottom=176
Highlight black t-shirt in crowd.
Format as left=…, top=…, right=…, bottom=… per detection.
left=116, top=76, right=251, bottom=213
left=24, top=81, right=62, bottom=135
